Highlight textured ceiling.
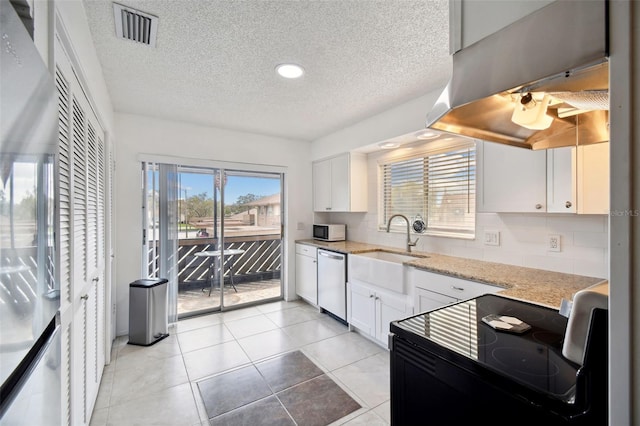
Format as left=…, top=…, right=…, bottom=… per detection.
left=83, top=0, right=451, bottom=141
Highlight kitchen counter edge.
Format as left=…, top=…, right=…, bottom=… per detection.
left=295, top=239, right=606, bottom=308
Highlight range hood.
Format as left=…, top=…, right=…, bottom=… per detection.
left=427, top=0, right=608, bottom=150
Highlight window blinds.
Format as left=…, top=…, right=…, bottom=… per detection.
left=381, top=143, right=476, bottom=238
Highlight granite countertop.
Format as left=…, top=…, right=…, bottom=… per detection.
left=296, top=239, right=606, bottom=308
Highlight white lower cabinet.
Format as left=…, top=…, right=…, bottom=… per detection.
left=348, top=279, right=413, bottom=345
left=409, top=267, right=503, bottom=314
left=415, top=287, right=458, bottom=313
left=295, top=244, right=318, bottom=305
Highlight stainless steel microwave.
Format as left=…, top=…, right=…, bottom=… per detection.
left=313, top=224, right=346, bottom=242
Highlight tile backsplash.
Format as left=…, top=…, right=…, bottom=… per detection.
left=317, top=212, right=608, bottom=279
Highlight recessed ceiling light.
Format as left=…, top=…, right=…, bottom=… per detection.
left=415, top=130, right=439, bottom=140
left=276, top=63, right=304, bottom=79
left=378, top=141, right=399, bottom=149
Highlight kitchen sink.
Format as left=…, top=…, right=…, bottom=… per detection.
left=356, top=251, right=419, bottom=264
left=349, top=251, right=423, bottom=293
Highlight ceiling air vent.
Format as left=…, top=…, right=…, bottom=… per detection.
left=113, top=3, right=158, bottom=47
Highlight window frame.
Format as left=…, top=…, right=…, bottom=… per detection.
left=377, top=140, right=476, bottom=240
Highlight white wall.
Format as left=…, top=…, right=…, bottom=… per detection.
left=311, top=90, right=443, bottom=160
left=608, top=1, right=638, bottom=423
left=114, top=113, right=312, bottom=336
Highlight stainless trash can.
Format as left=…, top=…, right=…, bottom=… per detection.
left=128, top=278, right=169, bottom=346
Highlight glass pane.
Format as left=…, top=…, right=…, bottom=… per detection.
left=381, top=158, right=426, bottom=229
left=221, top=171, right=282, bottom=308
left=0, top=157, right=56, bottom=385
left=427, top=148, right=476, bottom=235
left=175, top=168, right=220, bottom=317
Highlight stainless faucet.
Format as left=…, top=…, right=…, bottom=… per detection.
left=386, top=214, right=419, bottom=253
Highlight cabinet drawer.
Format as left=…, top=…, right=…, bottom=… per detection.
left=296, top=243, right=317, bottom=258
left=409, top=268, right=502, bottom=300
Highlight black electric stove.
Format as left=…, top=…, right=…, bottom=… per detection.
left=389, top=294, right=607, bottom=426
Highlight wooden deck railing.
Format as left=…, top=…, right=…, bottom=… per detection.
left=0, top=247, right=56, bottom=314
left=147, top=235, right=282, bottom=288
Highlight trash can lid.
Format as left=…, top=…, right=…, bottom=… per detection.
left=130, top=278, right=169, bottom=288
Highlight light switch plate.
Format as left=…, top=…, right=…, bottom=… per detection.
left=484, top=230, right=500, bottom=246
left=548, top=235, right=561, bottom=252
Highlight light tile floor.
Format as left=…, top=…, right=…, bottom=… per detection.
left=90, top=300, right=391, bottom=426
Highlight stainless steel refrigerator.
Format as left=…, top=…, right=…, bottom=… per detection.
left=0, top=1, right=61, bottom=424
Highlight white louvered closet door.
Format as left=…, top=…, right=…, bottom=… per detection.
left=55, top=34, right=107, bottom=426
left=54, top=54, right=73, bottom=426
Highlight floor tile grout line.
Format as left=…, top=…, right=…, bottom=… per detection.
left=96, top=301, right=388, bottom=425
left=201, top=349, right=322, bottom=425
left=203, top=352, right=347, bottom=426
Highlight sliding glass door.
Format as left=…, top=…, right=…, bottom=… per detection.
left=220, top=170, right=282, bottom=308
left=142, top=162, right=283, bottom=319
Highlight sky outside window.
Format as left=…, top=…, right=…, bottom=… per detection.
left=179, top=173, right=280, bottom=204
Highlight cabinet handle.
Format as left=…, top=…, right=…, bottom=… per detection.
left=375, top=296, right=380, bottom=300
left=451, top=286, right=465, bottom=292
left=92, top=277, right=99, bottom=282
left=326, top=207, right=332, bottom=211
left=80, top=294, right=89, bottom=301
left=369, top=294, right=375, bottom=298
left=565, top=201, right=572, bottom=208
left=535, top=204, right=543, bottom=210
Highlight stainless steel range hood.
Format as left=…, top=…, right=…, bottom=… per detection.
left=427, top=0, right=608, bottom=150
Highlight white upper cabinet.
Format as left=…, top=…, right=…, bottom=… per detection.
left=313, top=152, right=367, bottom=212
left=576, top=143, right=610, bottom=214
left=478, top=141, right=610, bottom=214
left=546, top=143, right=610, bottom=214
left=547, top=147, right=576, bottom=213
left=478, top=141, right=547, bottom=213
left=313, top=159, right=332, bottom=212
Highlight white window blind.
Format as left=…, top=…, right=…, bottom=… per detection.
left=380, top=143, right=476, bottom=238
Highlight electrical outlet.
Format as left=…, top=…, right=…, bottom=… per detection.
left=484, top=230, right=500, bottom=246
left=296, top=222, right=305, bottom=231
left=548, top=235, right=561, bottom=252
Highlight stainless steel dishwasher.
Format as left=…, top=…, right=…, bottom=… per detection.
left=317, top=249, right=347, bottom=321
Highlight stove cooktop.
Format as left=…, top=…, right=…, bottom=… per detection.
left=393, top=294, right=579, bottom=400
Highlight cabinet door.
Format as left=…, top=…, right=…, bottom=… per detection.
left=348, top=281, right=375, bottom=335
left=56, top=35, right=108, bottom=426
left=577, top=143, right=609, bottom=214
left=313, top=159, right=332, bottom=211
left=330, top=154, right=350, bottom=211
left=376, top=292, right=411, bottom=344
left=295, top=253, right=317, bottom=304
left=547, top=147, right=576, bottom=213
left=409, top=267, right=502, bottom=302
left=415, top=287, right=457, bottom=313
left=479, top=141, right=546, bottom=212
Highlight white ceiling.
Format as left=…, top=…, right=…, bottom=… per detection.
left=83, top=0, right=451, bottom=142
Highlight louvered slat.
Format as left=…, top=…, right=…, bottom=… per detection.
left=86, top=123, right=98, bottom=270
left=55, top=66, right=72, bottom=304
left=63, top=324, right=72, bottom=426
left=72, top=98, right=87, bottom=282
left=97, top=138, right=105, bottom=264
